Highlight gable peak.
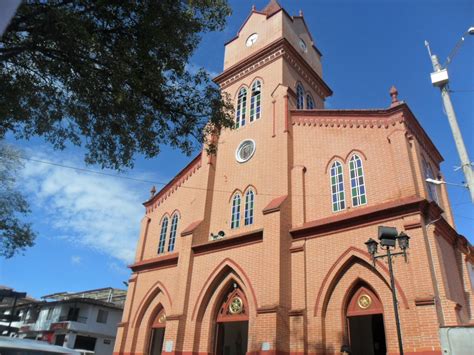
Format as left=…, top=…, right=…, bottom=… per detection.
left=261, top=0, right=282, bottom=17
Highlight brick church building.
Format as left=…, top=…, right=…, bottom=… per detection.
left=114, top=1, right=474, bottom=354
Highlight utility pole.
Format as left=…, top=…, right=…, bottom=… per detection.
left=425, top=28, right=474, bottom=203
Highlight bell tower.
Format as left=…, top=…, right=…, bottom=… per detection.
left=208, top=0, right=332, bottom=239
left=214, top=0, right=332, bottom=110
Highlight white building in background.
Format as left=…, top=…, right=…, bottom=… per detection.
left=0, top=287, right=126, bottom=355
left=0, top=285, right=38, bottom=334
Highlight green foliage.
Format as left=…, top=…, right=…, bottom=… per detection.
left=0, top=142, right=35, bottom=258
left=0, top=0, right=234, bottom=170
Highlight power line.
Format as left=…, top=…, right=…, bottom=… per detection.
left=10, top=154, right=332, bottom=198
left=20, top=156, right=164, bottom=186
left=449, top=89, right=474, bottom=93
left=12, top=154, right=474, bottom=203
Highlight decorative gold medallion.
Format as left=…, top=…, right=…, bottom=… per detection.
left=228, top=297, right=243, bottom=314
left=357, top=294, right=372, bottom=309
left=158, top=314, right=166, bottom=323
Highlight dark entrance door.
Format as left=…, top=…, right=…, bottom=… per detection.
left=215, top=321, right=248, bottom=355
left=215, top=285, right=249, bottom=355
left=348, top=314, right=387, bottom=355
left=149, top=309, right=166, bottom=355
left=149, top=328, right=165, bottom=354
left=345, top=286, right=387, bottom=355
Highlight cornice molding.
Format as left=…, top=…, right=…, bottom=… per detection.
left=290, top=245, right=305, bottom=253
left=262, top=195, right=287, bottom=215
left=282, top=42, right=331, bottom=98
left=288, top=308, right=305, bottom=317
left=214, top=38, right=285, bottom=88
left=415, top=296, right=435, bottom=306
left=290, top=196, right=427, bottom=239
left=291, top=103, right=443, bottom=164
left=192, top=229, right=263, bottom=256
left=181, top=220, right=204, bottom=237
left=256, top=305, right=279, bottom=314
left=403, top=221, right=423, bottom=230
left=214, top=38, right=332, bottom=98
left=128, top=253, right=179, bottom=273
left=166, top=314, right=182, bottom=321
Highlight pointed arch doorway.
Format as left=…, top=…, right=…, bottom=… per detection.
left=214, top=284, right=249, bottom=355
left=149, top=309, right=166, bottom=354
left=346, top=286, right=387, bottom=355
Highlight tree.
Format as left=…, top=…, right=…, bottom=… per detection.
left=0, top=142, right=35, bottom=258
left=0, top=1, right=234, bottom=170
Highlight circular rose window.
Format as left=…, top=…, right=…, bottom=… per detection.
left=235, top=139, right=256, bottom=163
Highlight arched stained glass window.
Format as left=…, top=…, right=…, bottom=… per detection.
left=330, top=161, right=345, bottom=212
left=250, top=80, right=262, bottom=122
left=167, top=213, right=179, bottom=252
left=244, top=189, right=255, bottom=225
left=306, top=94, right=315, bottom=109
left=158, top=217, right=168, bottom=254
left=231, top=193, right=241, bottom=229
left=423, top=160, right=439, bottom=203
left=349, top=155, right=367, bottom=207
left=236, top=87, right=247, bottom=128
left=296, top=83, right=305, bottom=109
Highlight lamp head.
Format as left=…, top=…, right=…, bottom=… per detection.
left=378, top=226, right=398, bottom=247
left=218, top=230, right=225, bottom=237
left=365, top=238, right=379, bottom=256
left=397, top=231, right=410, bottom=250
left=468, top=26, right=474, bottom=35
left=426, top=178, right=444, bottom=185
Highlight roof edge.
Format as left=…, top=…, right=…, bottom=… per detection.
left=143, top=153, right=203, bottom=207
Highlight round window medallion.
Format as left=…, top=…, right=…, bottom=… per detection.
left=235, top=139, right=256, bottom=163
left=229, top=297, right=243, bottom=314
left=357, top=294, right=372, bottom=309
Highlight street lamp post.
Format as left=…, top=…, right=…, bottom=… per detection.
left=425, top=27, right=474, bottom=203
left=365, top=226, right=410, bottom=355
left=425, top=178, right=468, bottom=189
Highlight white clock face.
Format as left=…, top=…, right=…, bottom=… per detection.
left=299, top=39, right=307, bottom=53
left=246, top=33, right=258, bottom=47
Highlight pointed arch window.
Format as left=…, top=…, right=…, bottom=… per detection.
left=349, top=155, right=367, bottom=206
left=250, top=80, right=262, bottom=122
left=423, top=160, right=439, bottom=203
left=330, top=161, right=345, bottom=212
left=167, top=213, right=179, bottom=252
left=306, top=94, right=315, bottom=109
left=244, top=189, right=255, bottom=225
left=296, top=83, right=305, bottom=109
left=158, top=217, right=168, bottom=254
left=236, top=87, right=247, bottom=128
left=231, top=193, right=241, bottom=229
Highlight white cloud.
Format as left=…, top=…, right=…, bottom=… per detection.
left=186, top=62, right=219, bottom=79
left=108, top=261, right=130, bottom=275
left=71, top=256, right=82, bottom=265
left=21, top=152, right=147, bottom=263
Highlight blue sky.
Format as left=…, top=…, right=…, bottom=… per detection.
left=2, top=0, right=473, bottom=299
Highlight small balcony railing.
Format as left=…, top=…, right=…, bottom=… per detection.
left=58, top=315, right=88, bottom=323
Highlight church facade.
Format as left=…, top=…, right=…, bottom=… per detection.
left=114, top=2, right=474, bottom=354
